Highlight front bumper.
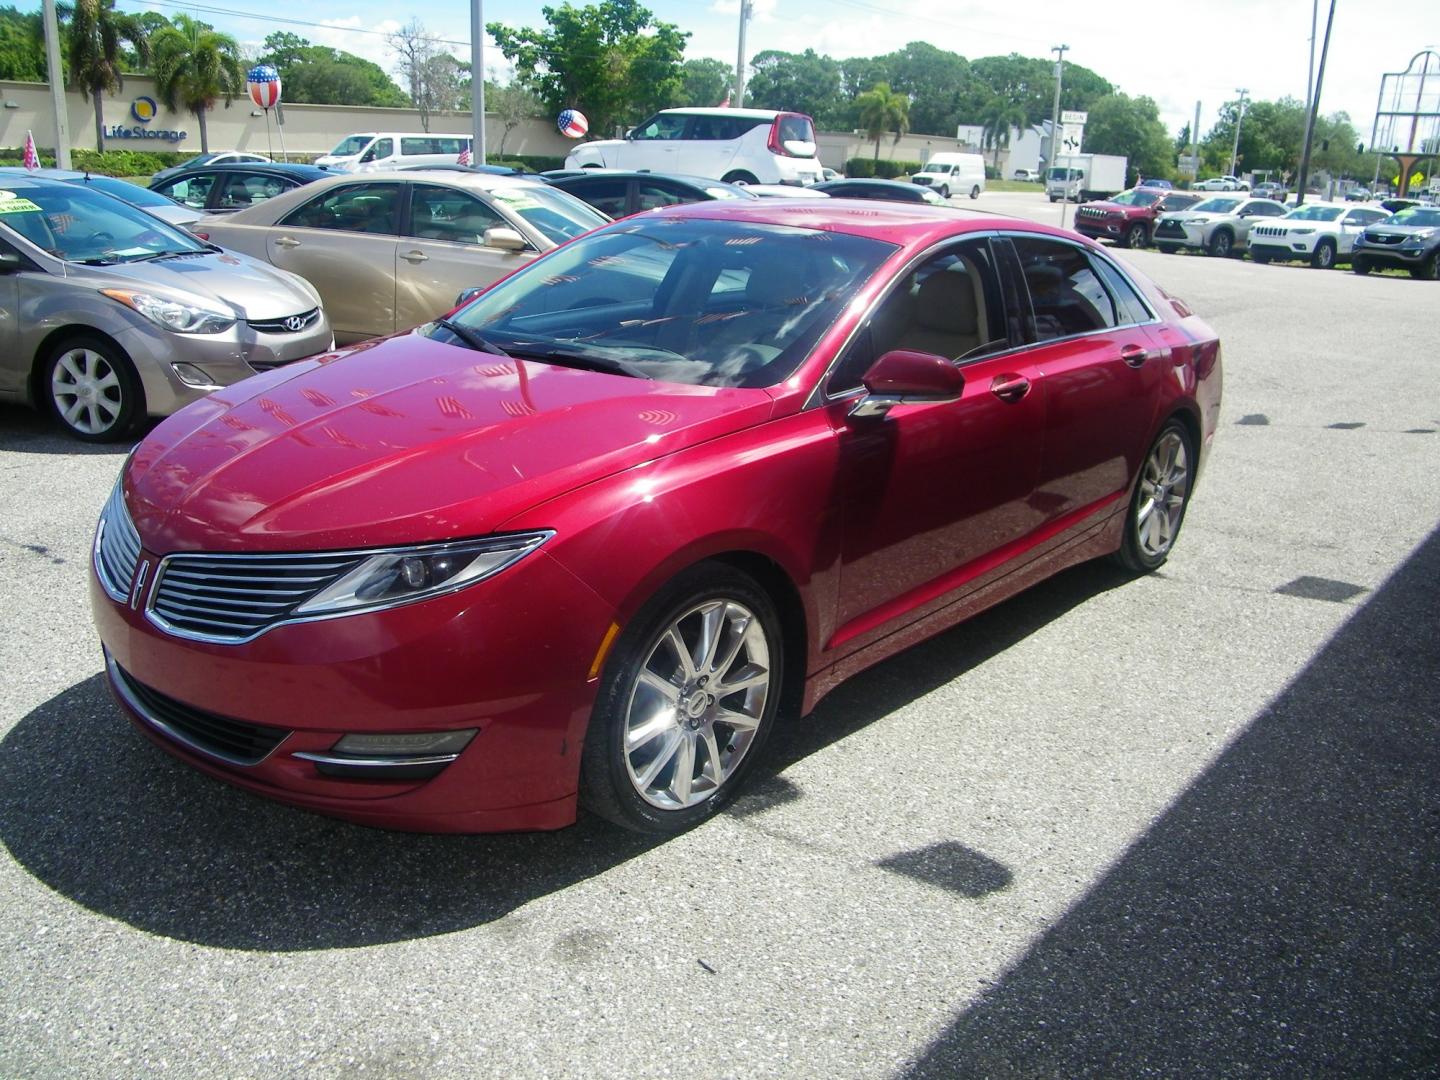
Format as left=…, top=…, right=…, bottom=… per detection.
left=1152, top=221, right=1206, bottom=249
left=1352, top=241, right=1435, bottom=269
left=91, top=544, right=616, bottom=833
left=117, top=312, right=334, bottom=419
left=1075, top=214, right=1130, bottom=240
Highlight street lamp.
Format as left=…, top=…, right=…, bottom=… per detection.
left=1049, top=44, right=1068, bottom=225
left=1228, top=88, right=1248, bottom=178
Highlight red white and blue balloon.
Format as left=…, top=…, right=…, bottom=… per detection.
left=557, top=109, right=589, bottom=139
left=246, top=65, right=282, bottom=110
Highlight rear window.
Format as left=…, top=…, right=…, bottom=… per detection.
left=778, top=115, right=814, bottom=144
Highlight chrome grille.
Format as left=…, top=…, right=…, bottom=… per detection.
left=1078, top=207, right=1106, bottom=219
left=1155, top=221, right=1185, bottom=236
left=1364, top=232, right=1402, bottom=246
left=1252, top=225, right=1286, bottom=237
left=110, top=658, right=289, bottom=766
left=148, top=552, right=366, bottom=643
left=248, top=308, right=321, bottom=334
left=95, top=484, right=142, bottom=602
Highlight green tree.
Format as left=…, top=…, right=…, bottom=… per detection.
left=150, top=14, right=244, bottom=153
left=979, top=96, right=1026, bottom=172
left=877, top=42, right=972, bottom=136
left=257, top=31, right=408, bottom=108
left=1083, top=92, right=1175, bottom=180
left=489, top=0, right=688, bottom=138
left=68, top=0, right=151, bottom=152
left=488, top=80, right=543, bottom=155
left=677, top=57, right=730, bottom=108
left=855, top=81, right=909, bottom=162
left=746, top=49, right=844, bottom=127
left=0, top=6, right=47, bottom=82
left=966, top=53, right=1111, bottom=126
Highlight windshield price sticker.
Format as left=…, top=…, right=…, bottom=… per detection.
left=0, top=192, right=42, bottom=214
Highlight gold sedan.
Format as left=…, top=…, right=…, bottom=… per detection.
left=193, top=171, right=610, bottom=344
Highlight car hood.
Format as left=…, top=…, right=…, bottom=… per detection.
left=124, top=330, right=776, bottom=554
left=1364, top=224, right=1433, bottom=238
left=1158, top=209, right=1235, bottom=222
left=1081, top=200, right=1147, bottom=214
left=73, top=249, right=319, bottom=320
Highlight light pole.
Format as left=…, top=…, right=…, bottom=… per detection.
left=470, top=0, right=486, bottom=165
left=734, top=0, right=752, bottom=109
left=1049, top=44, right=1068, bottom=226
left=1228, top=88, right=1248, bottom=178
left=42, top=0, right=70, bottom=168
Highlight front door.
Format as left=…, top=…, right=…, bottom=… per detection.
left=266, top=181, right=404, bottom=342
left=828, top=237, right=1047, bottom=648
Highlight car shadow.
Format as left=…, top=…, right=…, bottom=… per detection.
left=902, top=525, right=1440, bottom=1077
left=0, top=403, right=146, bottom=456
left=0, top=559, right=1134, bottom=952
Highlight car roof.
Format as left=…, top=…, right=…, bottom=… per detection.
left=160, top=162, right=331, bottom=179
left=0, top=166, right=89, bottom=180
left=297, top=170, right=556, bottom=195
left=656, top=107, right=790, bottom=119
left=647, top=198, right=1047, bottom=248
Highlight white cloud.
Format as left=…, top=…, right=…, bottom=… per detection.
left=709, top=0, right=780, bottom=24
left=306, top=17, right=405, bottom=71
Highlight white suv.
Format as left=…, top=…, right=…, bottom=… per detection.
left=564, top=109, right=824, bottom=186
left=1248, top=202, right=1392, bottom=269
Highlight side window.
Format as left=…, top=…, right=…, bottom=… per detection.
left=361, top=138, right=394, bottom=163
left=401, top=137, right=432, bottom=155
left=1010, top=236, right=1120, bottom=341
left=1350, top=209, right=1384, bottom=226
left=215, top=172, right=289, bottom=210
left=636, top=181, right=687, bottom=212
left=1090, top=256, right=1153, bottom=326
left=155, top=174, right=216, bottom=208
left=406, top=184, right=505, bottom=243
left=1253, top=202, right=1284, bottom=217
left=569, top=178, right=629, bottom=218
left=281, top=182, right=401, bottom=234
left=828, top=239, right=1005, bottom=394
left=632, top=114, right=688, bottom=140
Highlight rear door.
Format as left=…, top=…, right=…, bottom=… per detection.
left=394, top=183, right=537, bottom=331
left=266, top=180, right=404, bottom=342
left=1003, top=234, right=1167, bottom=523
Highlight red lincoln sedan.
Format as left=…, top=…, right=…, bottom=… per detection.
left=91, top=200, right=1221, bottom=835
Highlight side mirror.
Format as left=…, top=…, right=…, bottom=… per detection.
left=0, top=251, right=24, bottom=273
left=453, top=286, right=485, bottom=307
left=850, top=350, right=965, bottom=419
left=483, top=227, right=528, bottom=252
left=625, top=128, right=636, bottom=140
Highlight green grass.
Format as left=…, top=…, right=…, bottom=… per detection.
left=987, top=179, right=1045, bottom=192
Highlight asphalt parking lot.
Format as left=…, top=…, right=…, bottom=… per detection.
left=2, top=191, right=1437, bottom=1078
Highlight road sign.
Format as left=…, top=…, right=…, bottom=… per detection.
left=1059, top=123, right=1085, bottom=155
left=1061, top=110, right=1088, bottom=126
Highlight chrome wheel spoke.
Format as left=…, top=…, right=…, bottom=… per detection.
left=61, top=399, right=86, bottom=425
left=670, top=735, right=696, bottom=805
left=637, top=669, right=680, bottom=704
left=701, top=729, right=725, bottom=784
left=715, top=707, right=760, bottom=733
left=695, top=602, right=725, bottom=676
left=716, top=663, right=767, bottom=697
left=664, top=626, right=698, bottom=682
left=635, top=728, right=683, bottom=789
left=626, top=706, right=676, bottom=750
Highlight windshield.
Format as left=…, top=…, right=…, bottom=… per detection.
left=436, top=217, right=896, bottom=388
left=0, top=184, right=207, bottom=262
left=1192, top=197, right=1243, bottom=214
left=488, top=184, right=610, bottom=244
left=1284, top=205, right=1343, bottom=222
left=920, top=164, right=952, bottom=175
left=1109, top=190, right=1160, bottom=207
left=72, top=175, right=179, bottom=209
left=1390, top=207, right=1440, bottom=228
left=1047, top=168, right=1081, bottom=181
left=328, top=135, right=373, bottom=157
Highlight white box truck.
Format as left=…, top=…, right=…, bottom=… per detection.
left=1046, top=154, right=1128, bottom=202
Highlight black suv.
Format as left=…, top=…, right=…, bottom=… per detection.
left=1352, top=205, right=1440, bottom=279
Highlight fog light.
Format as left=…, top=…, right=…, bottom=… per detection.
left=333, top=730, right=477, bottom=756
left=172, top=362, right=220, bottom=388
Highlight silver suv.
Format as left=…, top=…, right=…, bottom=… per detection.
left=0, top=175, right=330, bottom=441
left=1152, top=196, right=1288, bottom=257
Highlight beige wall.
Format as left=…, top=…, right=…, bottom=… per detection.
left=816, top=130, right=983, bottom=170
left=0, top=78, right=577, bottom=159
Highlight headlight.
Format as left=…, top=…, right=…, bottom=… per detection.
left=101, top=289, right=236, bottom=334
left=293, top=532, right=553, bottom=618
left=1179, top=217, right=1206, bottom=225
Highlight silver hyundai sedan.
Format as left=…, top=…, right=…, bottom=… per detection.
left=0, top=175, right=332, bottom=441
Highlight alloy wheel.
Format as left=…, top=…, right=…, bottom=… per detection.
left=622, top=599, right=771, bottom=810
left=1135, top=430, right=1191, bottom=560
left=50, top=348, right=125, bottom=437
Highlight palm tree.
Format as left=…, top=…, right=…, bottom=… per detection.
left=980, top=97, right=1027, bottom=176
left=150, top=15, right=244, bottom=154
left=855, top=82, right=909, bottom=164
left=68, top=0, right=151, bottom=152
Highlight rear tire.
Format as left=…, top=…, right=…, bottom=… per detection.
left=1113, top=419, right=1195, bottom=575
left=969, top=185, right=980, bottom=199
left=938, top=184, right=950, bottom=199
left=580, top=562, right=784, bottom=835
left=43, top=334, right=145, bottom=443
left=1311, top=239, right=1336, bottom=270
left=721, top=170, right=758, bottom=186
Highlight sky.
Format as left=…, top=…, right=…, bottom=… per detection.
left=113, top=0, right=1440, bottom=143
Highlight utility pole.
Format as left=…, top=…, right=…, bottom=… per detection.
left=1228, top=88, right=1248, bottom=178
left=42, top=0, right=70, bottom=169
left=1191, top=99, right=1201, bottom=175
left=1295, top=0, right=1337, bottom=206
left=1049, top=44, right=1068, bottom=227
left=471, top=0, right=486, bottom=164
left=734, top=0, right=752, bottom=109
left=1305, top=0, right=1318, bottom=118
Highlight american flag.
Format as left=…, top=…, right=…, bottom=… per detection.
left=458, top=145, right=472, bottom=166
left=22, top=130, right=39, bottom=172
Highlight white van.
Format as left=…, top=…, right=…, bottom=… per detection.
left=910, top=152, right=986, bottom=199
left=315, top=133, right=473, bottom=173
left=564, top=109, right=824, bottom=186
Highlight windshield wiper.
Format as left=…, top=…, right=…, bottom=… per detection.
left=432, top=317, right=512, bottom=358
left=506, top=342, right=651, bottom=380
left=123, top=249, right=204, bottom=263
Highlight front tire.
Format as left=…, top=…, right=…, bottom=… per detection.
left=938, top=184, right=950, bottom=199
left=43, top=334, right=145, bottom=443
left=580, top=563, right=784, bottom=835
left=1122, top=222, right=1147, bottom=249
left=1156, top=243, right=1178, bottom=254
left=1207, top=229, right=1234, bottom=258
left=1411, top=250, right=1440, bottom=280
left=722, top=170, right=758, bottom=186
left=1113, top=419, right=1195, bottom=574
left=1352, top=257, right=1372, bottom=276
left=1311, top=239, right=1336, bottom=270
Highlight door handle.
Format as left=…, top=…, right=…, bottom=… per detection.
left=274, top=236, right=301, bottom=249
left=401, top=250, right=429, bottom=263
left=1120, top=344, right=1149, bottom=367
left=990, top=374, right=1031, bottom=402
